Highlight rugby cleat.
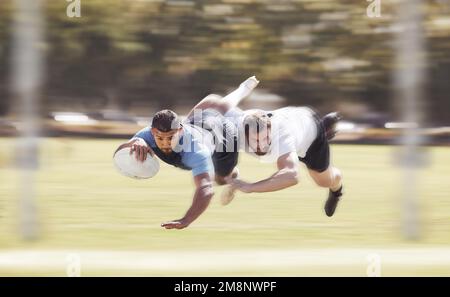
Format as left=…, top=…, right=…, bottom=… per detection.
left=322, top=112, right=342, bottom=141
left=324, top=185, right=343, bottom=217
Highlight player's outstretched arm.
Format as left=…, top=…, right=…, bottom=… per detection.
left=186, top=76, right=259, bottom=118
left=227, top=152, right=299, bottom=193
left=161, top=173, right=214, bottom=229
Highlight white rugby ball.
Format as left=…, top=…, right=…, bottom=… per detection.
left=113, top=142, right=160, bottom=179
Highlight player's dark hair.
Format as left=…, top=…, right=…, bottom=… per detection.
left=243, top=112, right=271, bottom=145
left=152, top=109, right=181, bottom=132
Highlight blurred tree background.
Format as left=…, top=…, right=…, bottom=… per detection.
left=0, top=0, right=449, bottom=125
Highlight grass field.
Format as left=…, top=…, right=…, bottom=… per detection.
left=0, top=137, right=449, bottom=276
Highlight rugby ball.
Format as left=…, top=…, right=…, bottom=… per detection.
left=113, top=142, right=160, bottom=179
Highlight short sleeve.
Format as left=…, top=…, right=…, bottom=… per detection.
left=276, top=132, right=297, bottom=158
left=183, top=150, right=214, bottom=177
left=267, top=123, right=297, bottom=161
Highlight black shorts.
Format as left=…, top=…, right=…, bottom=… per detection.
left=189, top=109, right=239, bottom=177
left=212, top=145, right=238, bottom=177
left=298, top=111, right=330, bottom=173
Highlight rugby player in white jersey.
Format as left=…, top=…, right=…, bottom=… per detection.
left=192, top=79, right=343, bottom=217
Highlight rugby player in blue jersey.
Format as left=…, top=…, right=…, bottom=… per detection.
left=114, top=77, right=259, bottom=229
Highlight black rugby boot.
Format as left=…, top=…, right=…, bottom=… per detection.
left=324, top=186, right=343, bottom=217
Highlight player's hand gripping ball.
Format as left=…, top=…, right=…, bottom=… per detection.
left=113, top=138, right=159, bottom=179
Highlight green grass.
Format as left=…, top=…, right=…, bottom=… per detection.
left=0, top=138, right=449, bottom=276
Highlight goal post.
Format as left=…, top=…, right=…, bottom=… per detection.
left=393, top=0, right=427, bottom=240
left=11, top=0, right=45, bottom=240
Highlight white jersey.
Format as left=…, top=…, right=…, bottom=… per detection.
left=224, top=107, right=318, bottom=162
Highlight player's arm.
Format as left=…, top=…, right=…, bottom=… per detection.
left=161, top=173, right=214, bottom=229
left=227, top=152, right=299, bottom=193
left=186, top=76, right=259, bottom=118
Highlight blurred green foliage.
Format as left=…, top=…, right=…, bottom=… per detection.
left=0, top=0, right=449, bottom=123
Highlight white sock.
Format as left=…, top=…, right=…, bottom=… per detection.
left=330, top=167, right=343, bottom=192
left=222, top=76, right=259, bottom=106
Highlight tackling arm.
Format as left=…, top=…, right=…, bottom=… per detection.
left=227, top=152, right=299, bottom=193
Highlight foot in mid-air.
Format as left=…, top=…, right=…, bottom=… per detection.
left=221, top=168, right=240, bottom=206
left=220, top=185, right=236, bottom=206
left=324, top=186, right=343, bottom=217
left=322, top=112, right=342, bottom=141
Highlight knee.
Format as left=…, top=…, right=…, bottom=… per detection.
left=313, top=170, right=333, bottom=188
left=315, top=167, right=342, bottom=188
left=315, top=178, right=332, bottom=188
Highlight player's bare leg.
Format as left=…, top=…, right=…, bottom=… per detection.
left=308, top=166, right=343, bottom=217
left=216, top=167, right=240, bottom=206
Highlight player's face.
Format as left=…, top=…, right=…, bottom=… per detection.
left=151, top=128, right=181, bottom=154
left=247, top=127, right=271, bottom=156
